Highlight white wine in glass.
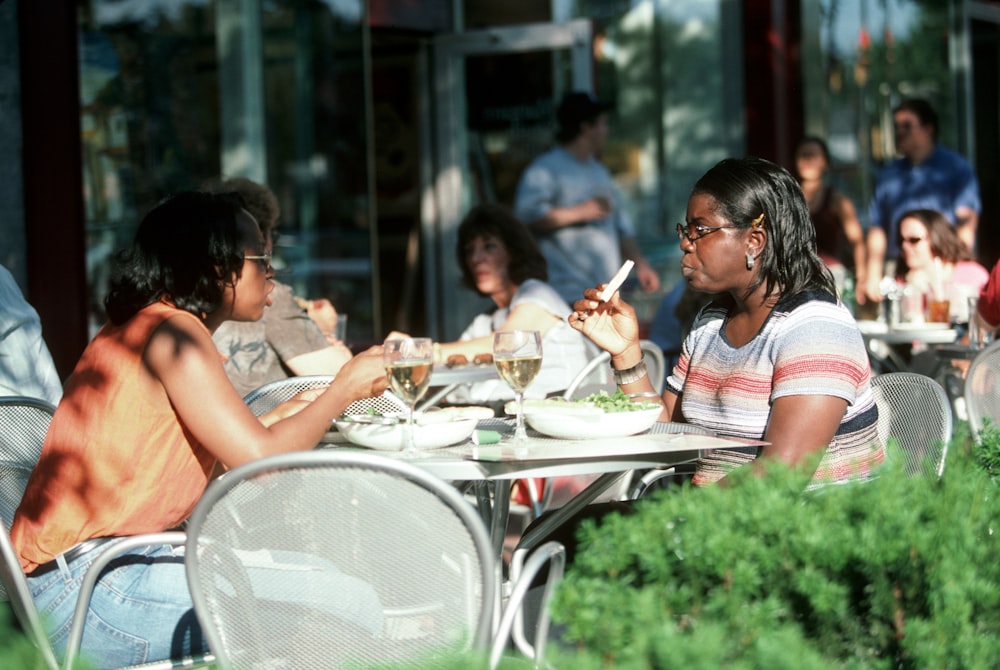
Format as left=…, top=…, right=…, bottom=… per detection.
left=383, top=337, right=434, bottom=451
left=493, top=330, right=542, bottom=443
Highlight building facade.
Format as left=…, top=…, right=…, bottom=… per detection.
left=3, top=0, right=998, bottom=379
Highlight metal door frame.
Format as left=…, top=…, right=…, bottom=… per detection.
left=423, top=20, right=593, bottom=339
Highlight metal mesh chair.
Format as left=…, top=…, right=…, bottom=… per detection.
left=0, top=399, right=214, bottom=668
left=964, top=339, right=1000, bottom=442
left=184, top=450, right=564, bottom=669
left=0, top=396, right=55, bottom=531
left=871, top=372, right=953, bottom=477
left=0, top=396, right=56, bottom=601
left=562, top=339, right=667, bottom=400
left=0, top=519, right=213, bottom=670
left=242, top=375, right=407, bottom=417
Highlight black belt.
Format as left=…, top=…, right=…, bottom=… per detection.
left=29, top=537, right=116, bottom=577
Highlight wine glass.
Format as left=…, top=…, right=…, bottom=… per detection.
left=383, top=337, right=434, bottom=451
left=493, top=330, right=543, bottom=443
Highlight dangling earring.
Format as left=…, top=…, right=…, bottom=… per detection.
left=746, top=251, right=755, bottom=270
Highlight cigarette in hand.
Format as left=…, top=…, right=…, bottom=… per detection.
left=599, top=260, right=635, bottom=302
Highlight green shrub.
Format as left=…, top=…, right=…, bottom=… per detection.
left=0, top=604, right=46, bottom=668
left=548, top=435, right=1000, bottom=669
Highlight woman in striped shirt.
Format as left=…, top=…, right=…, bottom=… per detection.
left=570, top=156, right=883, bottom=487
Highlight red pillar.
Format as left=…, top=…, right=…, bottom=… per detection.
left=19, top=1, right=88, bottom=379
left=742, top=0, right=803, bottom=167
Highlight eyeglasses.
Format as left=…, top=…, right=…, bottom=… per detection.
left=900, top=237, right=926, bottom=245
left=676, top=222, right=737, bottom=242
left=244, top=253, right=273, bottom=273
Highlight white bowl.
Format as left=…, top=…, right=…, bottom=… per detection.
left=423, top=406, right=495, bottom=422
left=334, top=413, right=477, bottom=451
left=523, top=404, right=662, bottom=439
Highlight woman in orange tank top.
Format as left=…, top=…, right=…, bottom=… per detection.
left=11, top=192, right=388, bottom=667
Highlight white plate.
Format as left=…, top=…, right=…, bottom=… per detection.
left=335, top=413, right=477, bottom=451
left=523, top=405, right=662, bottom=439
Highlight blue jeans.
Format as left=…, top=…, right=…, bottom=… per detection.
left=27, top=541, right=206, bottom=668
left=28, top=542, right=384, bottom=668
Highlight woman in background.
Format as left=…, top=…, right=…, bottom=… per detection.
left=793, top=136, right=867, bottom=303
left=894, top=208, right=989, bottom=323
left=434, top=203, right=595, bottom=403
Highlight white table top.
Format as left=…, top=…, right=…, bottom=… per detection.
left=322, top=419, right=766, bottom=481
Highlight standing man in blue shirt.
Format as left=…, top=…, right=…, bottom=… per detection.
left=862, top=98, right=981, bottom=305
left=514, top=92, right=659, bottom=306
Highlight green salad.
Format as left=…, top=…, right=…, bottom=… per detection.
left=577, top=389, right=659, bottom=413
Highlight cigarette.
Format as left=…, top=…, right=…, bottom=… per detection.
left=599, top=260, right=635, bottom=302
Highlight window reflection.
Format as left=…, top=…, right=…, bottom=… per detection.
left=801, top=0, right=958, bottom=223
left=78, top=0, right=372, bottom=341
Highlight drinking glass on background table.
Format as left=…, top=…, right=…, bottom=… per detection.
left=968, top=297, right=994, bottom=349
left=493, top=330, right=542, bottom=443
left=383, top=337, right=434, bottom=451
left=332, top=313, right=348, bottom=343
left=927, top=297, right=950, bottom=324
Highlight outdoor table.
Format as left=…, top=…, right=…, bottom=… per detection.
left=932, top=343, right=982, bottom=362
left=417, top=363, right=499, bottom=411
left=858, top=320, right=959, bottom=373
left=321, top=418, right=768, bottom=563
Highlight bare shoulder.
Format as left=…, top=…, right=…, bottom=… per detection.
left=145, top=311, right=218, bottom=372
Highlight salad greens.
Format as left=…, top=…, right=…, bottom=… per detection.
left=577, top=389, right=659, bottom=413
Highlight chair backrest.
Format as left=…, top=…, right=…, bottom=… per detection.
left=562, top=340, right=666, bottom=400
left=0, top=396, right=56, bottom=603
left=242, top=375, right=406, bottom=418
left=0, top=518, right=60, bottom=670
left=185, top=450, right=495, bottom=670
left=0, top=396, right=56, bottom=529
left=871, top=372, right=953, bottom=477
left=964, top=339, right=1000, bottom=441
left=641, top=339, right=667, bottom=394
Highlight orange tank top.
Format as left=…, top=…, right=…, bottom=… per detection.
left=11, top=302, right=217, bottom=572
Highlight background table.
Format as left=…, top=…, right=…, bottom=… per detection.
left=417, top=363, right=499, bottom=411
left=858, top=320, right=959, bottom=373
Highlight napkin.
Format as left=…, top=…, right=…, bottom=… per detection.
left=472, top=430, right=501, bottom=445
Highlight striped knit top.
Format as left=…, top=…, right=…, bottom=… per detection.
left=665, top=289, right=883, bottom=487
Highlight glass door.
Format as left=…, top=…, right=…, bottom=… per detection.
left=426, top=20, right=593, bottom=339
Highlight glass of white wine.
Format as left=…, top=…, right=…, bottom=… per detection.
left=383, top=337, right=434, bottom=452
left=493, top=330, right=543, bottom=443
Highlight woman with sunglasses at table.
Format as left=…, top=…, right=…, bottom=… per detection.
left=570, top=156, right=884, bottom=487
left=893, top=208, right=988, bottom=323
left=10, top=192, right=388, bottom=668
